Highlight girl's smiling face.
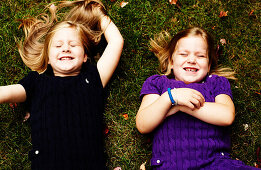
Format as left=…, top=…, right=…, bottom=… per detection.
left=48, top=27, right=87, bottom=77
left=171, top=35, right=210, bottom=84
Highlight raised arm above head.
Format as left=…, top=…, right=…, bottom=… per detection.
left=0, top=84, right=26, bottom=104
left=97, top=16, right=124, bottom=87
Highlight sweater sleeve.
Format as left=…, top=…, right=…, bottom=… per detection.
left=18, top=71, right=38, bottom=106
left=140, top=75, right=164, bottom=100
left=210, top=75, right=233, bottom=100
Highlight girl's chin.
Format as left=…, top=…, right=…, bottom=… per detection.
left=182, top=77, right=204, bottom=84
left=53, top=67, right=81, bottom=76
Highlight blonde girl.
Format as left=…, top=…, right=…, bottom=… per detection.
left=136, top=27, right=257, bottom=169
left=0, top=0, right=123, bottom=169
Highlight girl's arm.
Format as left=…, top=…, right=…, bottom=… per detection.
left=136, top=93, right=172, bottom=134
left=0, top=84, right=26, bottom=104
left=97, top=16, right=124, bottom=87
left=136, top=88, right=205, bottom=134
left=167, top=94, right=235, bottom=126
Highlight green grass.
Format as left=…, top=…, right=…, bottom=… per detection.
left=0, top=0, right=260, bottom=169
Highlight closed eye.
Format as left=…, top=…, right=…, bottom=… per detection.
left=180, top=53, right=188, bottom=56
left=70, top=41, right=80, bottom=47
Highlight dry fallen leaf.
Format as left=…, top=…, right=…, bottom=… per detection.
left=123, top=113, right=128, bottom=120
left=50, top=4, right=56, bottom=9
left=243, top=124, right=249, bottom=131
left=249, top=9, right=254, bottom=16
left=169, top=0, right=178, bottom=5
left=120, top=1, right=128, bottom=8
left=9, top=103, right=18, bottom=109
left=103, top=126, right=109, bottom=135
left=219, top=11, right=228, bottom=18
left=220, top=39, right=226, bottom=45
left=49, top=4, right=57, bottom=12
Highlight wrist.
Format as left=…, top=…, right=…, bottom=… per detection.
left=100, top=16, right=111, bottom=31
left=167, top=88, right=178, bottom=106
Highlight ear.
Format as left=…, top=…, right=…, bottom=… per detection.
left=208, top=64, right=211, bottom=72
left=83, top=54, right=88, bottom=63
left=169, top=54, right=174, bottom=67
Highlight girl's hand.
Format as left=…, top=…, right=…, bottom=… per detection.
left=23, top=112, right=30, bottom=122
left=173, top=88, right=205, bottom=110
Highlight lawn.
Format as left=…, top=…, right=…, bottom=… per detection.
left=0, top=0, right=260, bottom=169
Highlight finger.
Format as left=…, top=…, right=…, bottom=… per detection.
left=193, top=91, right=205, bottom=100
left=192, top=94, right=204, bottom=107
left=190, top=97, right=201, bottom=109
left=23, top=112, right=30, bottom=122
left=184, top=101, right=196, bottom=110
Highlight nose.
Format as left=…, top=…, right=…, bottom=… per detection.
left=62, top=44, right=70, bottom=53
left=187, top=55, right=196, bottom=63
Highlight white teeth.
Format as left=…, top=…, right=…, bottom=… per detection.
left=60, top=57, right=73, bottom=60
left=185, top=68, right=197, bottom=72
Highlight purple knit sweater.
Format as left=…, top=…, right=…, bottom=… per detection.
left=140, top=74, right=257, bottom=169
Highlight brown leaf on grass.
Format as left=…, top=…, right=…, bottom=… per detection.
left=9, top=103, right=18, bottom=109
left=140, top=162, right=146, bottom=170
left=169, top=0, right=181, bottom=8
left=103, top=126, right=109, bottom=135
left=242, top=124, right=249, bottom=131
left=249, top=9, right=254, bottom=16
left=50, top=4, right=56, bottom=10
left=219, top=11, right=228, bottom=18
left=110, top=0, right=116, bottom=2
left=169, top=0, right=178, bottom=4
left=120, top=1, right=128, bottom=8
left=123, top=113, right=128, bottom=120
left=255, top=91, right=261, bottom=95
left=220, top=39, right=226, bottom=45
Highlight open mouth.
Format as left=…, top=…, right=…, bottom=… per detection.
left=184, top=68, right=198, bottom=72
left=59, top=56, right=74, bottom=60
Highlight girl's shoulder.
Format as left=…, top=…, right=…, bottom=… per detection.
left=142, top=74, right=170, bottom=89
left=205, top=74, right=233, bottom=98
left=205, top=74, right=230, bottom=85
left=140, top=74, right=170, bottom=98
left=144, top=74, right=169, bottom=84
left=19, top=71, right=39, bottom=84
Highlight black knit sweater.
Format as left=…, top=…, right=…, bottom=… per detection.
left=19, top=63, right=106, bottom=170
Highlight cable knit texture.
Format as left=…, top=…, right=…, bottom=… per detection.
left=140, top=75, right=257, bottom=170
left=19, top=62, right=106, bottom=170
